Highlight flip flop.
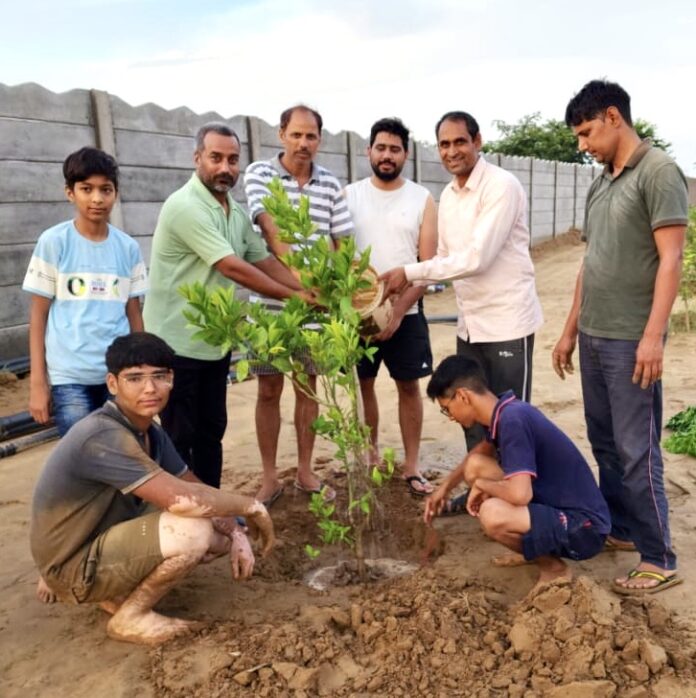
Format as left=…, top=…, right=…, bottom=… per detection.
left=612, top=569, right=683, bottom=596
left=440, top=491, right=469, bottom=516
left=604, top=537, right=637, bottom=552
left=294, top=480, right=337, bottom=502
left=405, top=475, right=434, bottom=497
left=261, top=486, right=284, bottom=509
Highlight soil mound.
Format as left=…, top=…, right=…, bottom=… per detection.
left=148, top=572, right=695, bottom=697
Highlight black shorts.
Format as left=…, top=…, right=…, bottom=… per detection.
left=357, top=312, right=432, bottom=382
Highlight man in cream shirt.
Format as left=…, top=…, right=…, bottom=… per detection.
left=381, top=110, right=543, bottom=452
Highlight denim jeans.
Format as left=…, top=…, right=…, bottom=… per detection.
left=579, top=332, right=676, bottom=570
left=51, top=383, right=110, bottom=437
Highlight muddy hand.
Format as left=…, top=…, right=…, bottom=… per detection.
left=423, top=485, right=448, bottom=525
left=230, top=530, right=255, bottom=580
left=245, top=501, right=275, bottom=556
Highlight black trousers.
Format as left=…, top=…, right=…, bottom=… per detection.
left=456, top=334, right=535, bottom=452
left=160, top=353, right=230, bottom=488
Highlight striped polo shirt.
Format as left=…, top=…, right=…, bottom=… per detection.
left=244, top=154, right=353, bottom=245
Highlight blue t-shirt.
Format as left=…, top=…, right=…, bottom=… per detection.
left=488, top=391, right=610, bottom=531
left=22, top=221, right=148, bottom=385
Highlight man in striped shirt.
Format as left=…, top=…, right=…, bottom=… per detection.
left=244, top=105, right=353, bottom=506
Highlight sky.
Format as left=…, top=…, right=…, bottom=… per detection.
left=2, top=0, right=696, bottom=173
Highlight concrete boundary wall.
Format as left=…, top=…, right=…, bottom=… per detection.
left=1, top=81, right=694, bottom=360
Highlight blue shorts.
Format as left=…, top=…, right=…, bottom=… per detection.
left=522, top=504, right=607, bottom=561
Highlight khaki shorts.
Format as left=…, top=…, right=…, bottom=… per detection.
left=51, top=511, right=164, bottom=604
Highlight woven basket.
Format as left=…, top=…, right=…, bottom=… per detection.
left=351, top=265, right=392, bottom=337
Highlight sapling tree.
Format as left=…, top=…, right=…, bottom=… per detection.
left=181, top=178, right=394, bottom=579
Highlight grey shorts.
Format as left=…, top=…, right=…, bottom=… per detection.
left=50, top=511, right=164, bottom=605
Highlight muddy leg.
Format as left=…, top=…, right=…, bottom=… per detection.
left=106, top=515, right=215, bottom=645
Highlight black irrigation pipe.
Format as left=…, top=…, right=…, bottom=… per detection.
left=425, top=314, right=458, bottom=325
left=0, top=411, right=54, bottom=440
left=0, top=427, right=59, bottom=459
left=0, top=356, right=30, bottom=377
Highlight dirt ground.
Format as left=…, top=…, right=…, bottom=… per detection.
left=1, top=234, right=696, bottom=697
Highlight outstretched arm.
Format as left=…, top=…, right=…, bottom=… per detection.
left=214, top=254, right=297, bottom=301
left=133, top=471, right=274, bottom=556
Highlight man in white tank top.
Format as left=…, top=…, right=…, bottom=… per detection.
left=344, top=118, right=438, bottom=497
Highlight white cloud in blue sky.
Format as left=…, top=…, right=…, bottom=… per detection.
left=3, top=0, right=696, bottom=172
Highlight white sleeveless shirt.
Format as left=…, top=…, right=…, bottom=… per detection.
left=345, top=178, right=430, bottom=315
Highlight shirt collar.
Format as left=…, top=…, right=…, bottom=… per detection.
left=488, top=390, right=517, bottom=441
left=102, top=400, right=153, bottom=440
left=450, top=154, right=486, bottom=194
left=603, top=138, right=652, bottom=177
left=272, top=153, right=318, bottom=183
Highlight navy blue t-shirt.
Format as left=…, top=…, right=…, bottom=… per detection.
left=488, top=391, right=610, bottom=532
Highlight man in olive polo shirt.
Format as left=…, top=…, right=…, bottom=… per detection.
left=144, top=122, right=306, bottom=488
left=553, top=80, right=688, bottom=595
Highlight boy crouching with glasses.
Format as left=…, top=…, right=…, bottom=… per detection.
left=424, top=355, right=610, bottom=594
left=30, top=332, right=274, bottom=644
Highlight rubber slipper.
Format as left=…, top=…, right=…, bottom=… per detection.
left=261, top=486, right=284, bottom=509
left=612, top=569, right=683, bottom=596
left=294, top=480, right=336, bottom=502
left=604, top=537, right=637, bottom=552
left=405, top=475, right=434, bottom=497
left=440, top=491, right=469, bottom=516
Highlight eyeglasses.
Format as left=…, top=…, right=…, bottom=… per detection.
left=439, top=394, right=456, bottom=417
left=118, top=370, right=173, bottom=388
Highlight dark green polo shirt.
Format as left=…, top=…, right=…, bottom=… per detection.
left=580, top=140, right=688, bottom=340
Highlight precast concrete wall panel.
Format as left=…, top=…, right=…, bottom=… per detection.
left=3, top=81, right=691, bottom=361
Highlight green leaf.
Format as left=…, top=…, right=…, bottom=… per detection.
left=235, top=359, right=249, bottom=383
left=304, top=544, right=321, bottom=559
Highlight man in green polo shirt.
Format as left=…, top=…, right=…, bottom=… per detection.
left=553, top=80, right=688, bottom=595
left=144, top=122, right=306, bottom=488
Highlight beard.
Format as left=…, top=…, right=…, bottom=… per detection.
left=371, top=160, right=402, bottom=182
left=200, top=172, right=237, bottom=194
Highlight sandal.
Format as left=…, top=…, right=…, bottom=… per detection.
left=261, top=486, right=284, bottom=509
left=405, top=475, right=434, bottom=497
left=612, top=569, right=683, bottom=596
left=294, top=480, right=337, bottom=502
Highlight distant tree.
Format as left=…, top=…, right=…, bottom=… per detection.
left=633, top=119, right=672, bottom=153
left=483, top=113, right=671, bottom=164
left=483, top=113, right=584, bottom=163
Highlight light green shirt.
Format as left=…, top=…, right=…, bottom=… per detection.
left=144, top=174, right=269, bottom=359
left=580, top=141, right=688, bottom=340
